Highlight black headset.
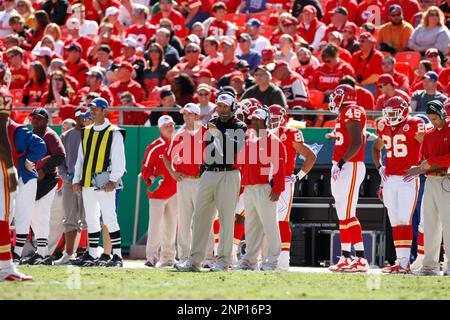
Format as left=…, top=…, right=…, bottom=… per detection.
left=260, top=105, right=271, bottom=127
left=426, top=100, right=447, bottom=120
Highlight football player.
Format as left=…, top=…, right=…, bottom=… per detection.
left=327, top=84, right=369, bottom=273
left=0, top=63, right=32, bottom=281
left=372, top=96, right=426, bottom=273
left=268, top=104, right=317, bottom=270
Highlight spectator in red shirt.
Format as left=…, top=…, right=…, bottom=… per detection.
left=34, top=46, right=52, bottom=74
left=169, top=43, right=202, bottom=81
left=88, top=22, right=123, bottom=61
left=63, top=17, right=95, bottom=61
left=342, top=22, right=360, bottom=54
left=171, top=74, right=196, bottom=106
left=375, top=74, right=411, bottom=110
left=293, top=47, right=317, bottom=83
left=261, top=46, right=276, bottom=65
left=339, top=75, right=375, bottom=111
left=22, top=61, right=48, bottom=105
left=298, top=5, right=326, bottom=52
left=109, top=61, right=144, bottom=105
left=326, top=31, right=353, bottom=64
left=309, top=44, right=355, bottom=97
left=271, top=16, right=304, bottom=48
left=439, top=66, right=450, bottom=95
left=64, top=42, right=90, bottom=88
left=201, top=36, right=221, bottom=66
left=203, top=2, right=237, bottom=40
left=322, top=0, right=358, bottom=24
left=101, top=6, right=123, bottom=37
left=118, top=37, right=146, bottom=85
left=151, top=0, right=186, bottom=39
left=41, top=70, right=74, bottom=108
left=426, top=47, right=445, bottom=74
left=85, top=0, right=121, bottom=23
left=351, top=32, right=384, bottom=96
left=6, top=46, right=29, bottom=90
left=381, top=55, right=410, bottom=94
left=206, top=38, right=239, bottom=81
left=49, top=58, right=80, bottom=92
left=118, top=91, right=149, bottom=126
left=126, top=5, right=157, bottom=51
left=73, top=67, right=114, bottom=106
left=325, top=7, right=349, bottom=38
left=411, top=59, right=445, bottom=92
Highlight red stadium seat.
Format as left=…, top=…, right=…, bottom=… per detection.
left=259, top=25, right=274, bottom=38
left=309, top=90, right=325, bottom=110
left=395, top=62, right=412, bottom=82
left=226, top=13, right=247, bottom=27
left=395, top=51, right=422, bottom=71
left=140, top=100, right=160, bottom=107
left=249, top=12, right=270, bottom=24
left=366, top=120, right=376, bottom=128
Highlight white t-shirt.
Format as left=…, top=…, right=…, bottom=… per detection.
left=0, top=9, right=18, bottom=38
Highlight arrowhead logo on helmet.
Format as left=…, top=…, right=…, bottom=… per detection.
left=268, top=104, right=287, bottom=129
left=382, top=96, right=410, bottom=127
left=329, top=84, right=357, bottom=114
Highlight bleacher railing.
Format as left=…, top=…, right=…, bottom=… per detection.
left=12, top=106, right=425, bottom=126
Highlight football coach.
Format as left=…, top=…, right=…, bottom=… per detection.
left=175, top=90, right=247, bottom=272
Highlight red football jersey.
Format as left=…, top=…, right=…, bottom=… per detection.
left=207, top=19, right=231, bottom=38
left=332, top=104, right=367, bottom=162
left=125, top=23, right=157, bottom=50
left=0, top=87, right=13, bottom=114
left=377, top=117, right=425, bottom=176
left=276, top=126, right=304, bottom=176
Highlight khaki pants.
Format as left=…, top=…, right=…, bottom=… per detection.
left=146, top=195, right=178, bottom=263
left=242, top=184, right=280, bottom=268
left=422, top=176, right=450, bottom=271
left=177, top=178, right=216, bottom=262
left=62, top=182, right=86, bottom=233
left=190, top=170, right=241, bottom=267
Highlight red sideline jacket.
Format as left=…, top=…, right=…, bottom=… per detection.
left=142, top=136, right=177, bottom=200
left=238, top=130, right=286, bottom=195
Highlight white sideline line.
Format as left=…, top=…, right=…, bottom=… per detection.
left=122, top=261, right=383, bottom=274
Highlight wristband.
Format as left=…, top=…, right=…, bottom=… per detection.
left=296, top=170, right=307, bottom=181
left=337, top=159, right=346, bottom=170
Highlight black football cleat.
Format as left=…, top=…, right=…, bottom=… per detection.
left=97, top=253, right=111, bottom=267
left=105, top=255, right=123, bottom=267
left=20, top=253, right=43, bottom=265
left=12, top=252, right=21, bottom=265
left=71, top=252, right=98, bottom=267
left=34, top=255, right=54, bottom=266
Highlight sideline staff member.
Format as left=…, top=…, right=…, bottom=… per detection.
left=414, top=100, right=450, bottom=276
left=175, top=91, right=247, bottom=272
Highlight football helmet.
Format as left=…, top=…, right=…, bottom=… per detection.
left=383, top=96, right=410, bottom=126
left=329, top=84, right=356, bottom=114
left=268, top=104, right=287, bottom=129
left=238, top=98, right=261, bottom=123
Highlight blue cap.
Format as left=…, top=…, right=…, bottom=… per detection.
left=80, top=111, right=93, bottom=120
left=247, top=18, right=261, bottom=28
left=388, top=4, right=402, bottom=14
left=89, top=97, right=109, bottom=109
left=424, top=71, right=439, bottom=81
left=415, top=114, right=430, bottom=124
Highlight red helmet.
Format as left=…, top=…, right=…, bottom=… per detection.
left=239, top=98, right=262, bottom=119
left=383, top=96, right=410, bottom=126
left=268, top=104, right=287, bottom=128
left=329, top=84, right=357, bottom=114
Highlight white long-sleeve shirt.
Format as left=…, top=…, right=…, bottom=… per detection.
left=73, top=119, right=126, bottom=185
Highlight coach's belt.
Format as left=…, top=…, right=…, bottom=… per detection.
left=183, top=175, right=200, bottom=179
left=205, top=167, right=236, bottom=172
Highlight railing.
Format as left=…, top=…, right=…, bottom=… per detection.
left=13, top=106, right=426, bottom=126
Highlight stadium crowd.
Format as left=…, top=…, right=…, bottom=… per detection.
left=1, top=0, right=450, bottom=275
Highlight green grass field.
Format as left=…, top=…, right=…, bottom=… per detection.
left=3, top=264, right=450, bottom=300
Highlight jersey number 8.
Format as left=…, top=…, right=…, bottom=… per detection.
left=382, top=134, right=407, bottom=158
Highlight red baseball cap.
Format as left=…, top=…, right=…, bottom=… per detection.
left=377, top=74, right=398, bottom=87
left=117, top=61, right=133, bottom=72
left=230, top=71, right=244, bottom=81
left=261, top=47, right=276, bottom=60
left=281, top=17, right=297, bottom=27
left=266, top=60, right=289, bottom=72
left=196, top=69, right=213, bottom=79
left=359, top=32, right=375, bottom=42
left=343, top=22, right=359, bottom=35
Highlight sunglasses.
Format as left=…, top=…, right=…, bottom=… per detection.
left=149, top=48, right=160, bottom=53
left=382, top=61, right=393, bottom=65
left=390, top=13, right=401, bottom=17
left=343, top=29, right=354, bottom=34
left=185, top=50, right=199, bottom=54
left=53, top=77, right=64, bottom=81
left=378, top=83, right=388, bottom=88
left=429, top=13, right=439, bottom=17
left=7, top=54, right=16, bottom=59
left=254, top=72, right=267, bottom=77
left=198, top=93, right=210, bottom=96
left=427, top=53, right=439, bottom=58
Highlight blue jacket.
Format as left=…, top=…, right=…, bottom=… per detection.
left=10, top=123, right=47, bottom=184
